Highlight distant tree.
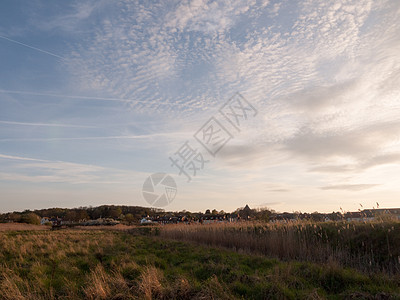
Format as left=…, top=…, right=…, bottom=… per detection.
left=43, top=208, right=65, bottom=218
left=125, top=213, right=135, bottom=225
left=20, top=213, right=40, bottom=225
left=7, top=213, right=21, bottom=223
left=76, top=210, right=89, bottom=221
left=255, top=209, right=271, bottom=222
left=64, top=211, right=78, bottom=221
left=310, top=212, right=323, bottom=222
left=205, top=209, right=211, bottom=214
left=109, top=207, right=122, bottom=219
left=91, top=207, right=103, bottom=219
left=211, top=209, right=218, bottom=215
left=184, top=211, right=193, bottom=217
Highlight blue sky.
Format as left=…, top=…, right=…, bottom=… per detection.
left=1, top=0, right=400, bottom=213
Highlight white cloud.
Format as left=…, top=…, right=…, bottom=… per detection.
left=0, top=153, right=144, bottom=184
left=2, top=0, right=400, bottom=212
left=35, top=1, right=105, bottom=33
left=320, top=184, right=380, bottom=191
left=164, top=0, right=257, bottom=34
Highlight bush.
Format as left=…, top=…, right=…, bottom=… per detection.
left=19, top=213, right=40, bottom=225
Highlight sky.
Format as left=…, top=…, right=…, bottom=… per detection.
left=0, top=0, right=399, bottom=214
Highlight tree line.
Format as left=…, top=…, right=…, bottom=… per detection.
left=0, top=204, right=361, bottom=225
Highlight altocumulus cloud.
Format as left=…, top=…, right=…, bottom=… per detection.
left=1, top=0, right=400, bottom=212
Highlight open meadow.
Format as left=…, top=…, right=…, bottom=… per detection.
left=0, top=220, right=399, bottom=299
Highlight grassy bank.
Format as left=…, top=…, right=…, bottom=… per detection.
left=0, top=229, right=399, bottom=299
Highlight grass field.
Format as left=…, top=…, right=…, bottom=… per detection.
left=0, top=223, right=48, bottom=232
left=0, top=226, right=399, bottom=299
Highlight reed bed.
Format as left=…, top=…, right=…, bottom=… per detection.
left=159, top=220, right=400, bottom=274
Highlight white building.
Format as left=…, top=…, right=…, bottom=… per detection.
left=40, top=217, right=51, bottom=225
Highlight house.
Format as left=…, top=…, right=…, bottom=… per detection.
left=140, top=217, right=153, bottom=224
left=239, top=204, right=253, bottom=220
left=82, top=218, right=120, bottom=226
left=201, top=214, right=227, bottom=224
left=344, top=209, right=400, bottom=222
left=364, top=208, right=400, bottom=220
left=40, top=217, right=51, bottom=225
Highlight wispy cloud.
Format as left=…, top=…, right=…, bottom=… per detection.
left=0, top=153, right=144, bottom=184
left=320, top=184, right=380, bottom=191
left=34, top=1, right=106, bottom=33
left=0, top=154, right=47, bottom=162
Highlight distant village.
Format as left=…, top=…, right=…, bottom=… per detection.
left=138, top=206, right=400, bottom=225
left=1, top=204, right=400, bottom=228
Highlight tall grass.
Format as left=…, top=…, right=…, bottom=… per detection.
left=1, top=228, right=399, bottom=299
left=159, top=220, right=400, bottom=274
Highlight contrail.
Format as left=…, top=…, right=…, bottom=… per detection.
left=0, top=132, right=179, bottom=142
left=0, top=120, right=95, bottom=128
left=0, top=34, right=65, bottom=60
left=0, top=89, right=176, bottom=105
left=0, top=153, right=48, bottom=162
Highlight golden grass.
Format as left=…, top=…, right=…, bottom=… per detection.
left=0, top=230, right=177, bottom=299
left=139, top=266, right=164, bottom=300
left=72, top=224, right=139, bottom=231
left=0, top=223, right=48, bottom=231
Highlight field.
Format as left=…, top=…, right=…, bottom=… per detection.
left=0, top=222, right=399, bottom=299
left=0, top=223, right=48, bottom=232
